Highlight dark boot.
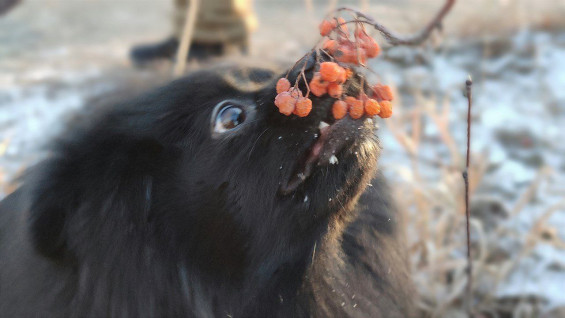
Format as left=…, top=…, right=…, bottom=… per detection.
left=130, top=37, right=180, bottom=66
left=130, top=37, right=234, bottom=66
left=0, top=0, right=21, bottom=15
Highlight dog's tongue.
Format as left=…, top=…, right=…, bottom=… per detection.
left=279, top=117, right=365, bottom=195
left=279, top=125, right=327, bottom=195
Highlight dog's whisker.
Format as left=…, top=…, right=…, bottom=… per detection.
left=247, top=128, right=269, bottom=160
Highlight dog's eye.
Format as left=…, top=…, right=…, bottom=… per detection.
left=214, top=104, right=246, bottom=133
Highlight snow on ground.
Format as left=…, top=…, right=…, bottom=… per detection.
left=372, top=30, right=565, bottom=313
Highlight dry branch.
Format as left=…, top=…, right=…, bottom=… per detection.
left=463, top=77, right=473, bottom=315
left=334, top=0, right=456, bottom=46
left=173, top=0, right=200, bottom=77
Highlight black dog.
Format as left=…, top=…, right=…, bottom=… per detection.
left=0, top=58, right=414, bottom=317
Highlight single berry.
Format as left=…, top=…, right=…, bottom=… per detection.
left=362, top=37, right=381, bottom=58
left=357, top=49, right=368, bottom=65
left=319, top=62, right=342, bottom=82
left=372, top=84, right=394, bottom=101
left=274, top=92, right=296, bottom=116
left=309, top=73, right=329, bottom=97
left=332, top=100, right=348, bottom=119
left=345, top=96, right=364, bottom=119
left=319, top=20, right=334, bottom=36
left=294, top=97, right=313, bottom=117
left=354, top=27, right=365, bottom=39
left=327, top=83, right=343, bottom=98
left=378, top=100, right=393, bottom=118
left=322, top=39, right=338, bottom=54
left=336, top=17, right=348, bottom=33
left=276, top=78, right=291, bottom=94
left=364, top=99, right=381, bottom=117
left=336, top=68, right=347, bottom=84
left=335, top=46, right=357, bottom=64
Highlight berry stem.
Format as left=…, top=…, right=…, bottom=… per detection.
left=301, top=71, right=311, bottom=97
left=285, top=50, right=313, bottom=79
left=333, top=0, right=455, bottom=46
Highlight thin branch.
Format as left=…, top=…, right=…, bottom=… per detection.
left=463, top=76, right=473, bottom=315
left=334, top=0, right=456, bottom=46
left=173, top=0, right=200, bottom=77
left=286, top=54, right=308, bottom=78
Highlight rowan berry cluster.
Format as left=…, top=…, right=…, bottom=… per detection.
left=274, top=15, right=395, bottom=120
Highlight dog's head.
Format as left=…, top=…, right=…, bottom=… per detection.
left=29, top=56, right=381, bottom=282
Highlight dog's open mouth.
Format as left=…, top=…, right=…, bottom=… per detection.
left=279, top=116, right=373, bottom=195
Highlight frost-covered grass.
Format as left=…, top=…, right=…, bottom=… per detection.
left=373, top=30, right=565, bottom=317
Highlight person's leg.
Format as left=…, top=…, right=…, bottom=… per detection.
left=0, top=0, right=21, bottom=16
left=172, top=0, right=188, bottom=40
left=130, top=0, right=255, bottom=65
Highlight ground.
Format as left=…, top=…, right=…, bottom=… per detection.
left=1, top=1, right=565, bottom=317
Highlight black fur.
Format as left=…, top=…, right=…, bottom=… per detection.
left=0, top=60, right=414, bottom=317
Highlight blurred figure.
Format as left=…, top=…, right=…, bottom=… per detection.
left=130, top=0, right=256, bottom=64
left=0, top=0, right=21, bottom=15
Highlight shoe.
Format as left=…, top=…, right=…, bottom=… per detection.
left=130, top=37, right=230, bottom=66
left=130, top=37, right=180, bottom=66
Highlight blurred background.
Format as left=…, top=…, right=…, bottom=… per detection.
left=1, top=0, right=564, bottom=317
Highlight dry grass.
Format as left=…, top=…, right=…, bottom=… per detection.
left=386, top=85, right=565, bottom=317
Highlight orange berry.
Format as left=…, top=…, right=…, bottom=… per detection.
left=327, top=83, right=343, bottom=98
left=323, top=39, right=338, bottom=54
left=372, top=84, right=394, bottom=101
left=336, top=68, right=347, bottom=84
left=362, top=37, right=381, bottom=58
left=319, top=62, right=342, bottom=82
left=344, top=96, right=357, bottom=105
left=309, top=73, right=328, bottom=97
left=335, top=46, right=357, bottom=64
left=294, top=97, right=313, bottom=117
left=364, top=99, right=381, bottom=117
left=354, top=25, right=368, bottom=41
left=319, top=19, right=334, bottom=36
left=378, top=100, right=393, bottom=118
left=336, top=17, right=348, bottom=33
left=276, top=78, right=291, bottom=94
left=335, top=45, right=366, bottom=65
left=274, top=92, right=296, bottom=116
left=357, top=49, right=368, bottom=65
left=345, top=96, right=364, bottom=119
left=332, top=100, right=348, bottom=120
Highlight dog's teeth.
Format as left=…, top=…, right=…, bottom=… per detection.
left=318, top=121, right=330, bottom=130
left=329, top=155, right=338, bottom=165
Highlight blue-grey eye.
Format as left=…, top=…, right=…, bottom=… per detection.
left=214, top=105, right=246, bottom=133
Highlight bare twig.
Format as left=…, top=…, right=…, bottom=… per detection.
left=463, top=77, right=473, bottom=315
left=173, top=0, right=200, bottom=77
left=334, top=0, right=456, bottom=46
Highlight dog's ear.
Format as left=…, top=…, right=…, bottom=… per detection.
left=28, top=134, right=167, bottom=260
